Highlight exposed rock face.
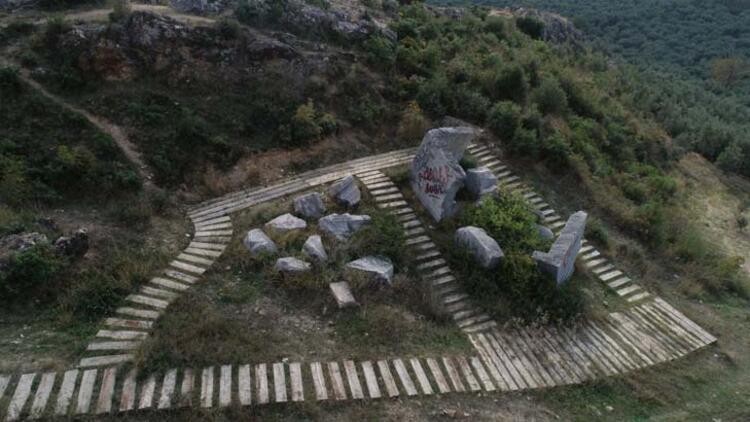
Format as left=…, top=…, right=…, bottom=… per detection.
left=170, top=0, right=229, bottom=15
left=302, top=234, right=328, bottom=262
left=54, top=229, right=89, bottom=258
left=274, top=257, right=311, bottom=273
left=243, top=229, right=278, bottom=256
left=532, top=211, right=588, bottom=284
left=328, top=175, right=361, bottom=208
left=346, top=256, right=394, bottom=285
left=265, top=213, right=307, bottom=232
left=410, top=127, right=477, bottom=222
left=243, top=0, right=396, bottom=43
left=465, top=167, right=498, bottom=199
left=455, top=226, right=504, bottom=269
left=294, top=192, right=326, bottom=219
left=318, top=213, right=371, bottom=240
left=329, top=281, right=358, bottom=309
left=512, top=8, right=584, bottom=46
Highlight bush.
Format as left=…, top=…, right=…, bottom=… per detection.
left=216, top=18, right=241, bottom=40
left=462, top=194, right=547, bottom=253
left=290, top=100, right=321, bottom=143
left=488, top=101, right=522, bottom=140
left=0, top=244, right=63, bottom=301
left=489, top=64, right=529, bottom=104
left=532, top=77, right=568, bottom=115
left=396, top=101, right=428, bottom=142
left=349, top=210, right=408, bottom=267
left=516, top=16, right=544, bottom=40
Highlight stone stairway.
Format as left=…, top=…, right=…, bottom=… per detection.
left=0, top=298, right=715, bottom=420
left=467, top=143, right=652, bottom=303
left=357, top=170, right=496, bottom=334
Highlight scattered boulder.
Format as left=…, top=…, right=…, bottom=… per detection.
left=0, top=232, right=49, bottom=273
left=302, top=235, right=328, bottom=262
left=346, top=256, right=394, bottom=285
left=455, top=226, right=504, bottom=269
left=465, top=167, right=498, bottom=199
left=318, top=213, right=371, bottom=240
left=536, top=224, right=555, bottom=241
left=243, top=229, right=278, bottom=256
left=274, top=257, right=312, bottom=273
left=293, top=192, right=326, bottom=219
left=329, top=281, right=358, bottom=309
left=532, top=211, right=588, bottom=284
left=328, top=175, right=361, bottom=208
left=53, top=229, right=89, bottom=258
left=265, top=213, right=307, bottom=232
left=410, top=127, right=478, bottom=222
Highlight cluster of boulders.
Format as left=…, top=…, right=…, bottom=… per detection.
left=0, top=227, right=89, bottom=272
left=242, top=175, right=394, bottom=308
left=455, top=211, right=587, bottom=284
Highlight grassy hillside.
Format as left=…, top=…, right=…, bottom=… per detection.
left=429, top=0, right=750, bottom=179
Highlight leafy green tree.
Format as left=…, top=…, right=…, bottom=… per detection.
left=487, top=101, right=522, bottom=140
left=711, top=57, right=749, bottom=88
left=532, top=77, right=568, bottom=115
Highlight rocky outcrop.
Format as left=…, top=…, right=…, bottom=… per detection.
left=511, top=8, right=584, bottom=46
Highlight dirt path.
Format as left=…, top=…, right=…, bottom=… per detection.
left=15, top=66, right=155, bottom=186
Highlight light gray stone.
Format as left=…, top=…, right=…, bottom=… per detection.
left=532, top=211, right=588, bottom=284
left=243, top=229, right=278, bottom=256
left=410, top=127, right=477, bottom=222
left=318, top=213, right=371, bottom=240
left=465, top=167, right=498, bottom=198
left=265, top=213, right=307, bottom=232
left=274, top=257, right=312, bottom=273
left=302, top=235, right=328, bottom=262
left=536, top=224, right=555, bottom=240
left=455, top=226, right=504, bottom=269
left=328, top=175, right=361, bottom=208
left=346, top=256, right=394, bottom=285
left=329, top=281, right=358, bottom=308
left=294, top=192, right=326, bottom=219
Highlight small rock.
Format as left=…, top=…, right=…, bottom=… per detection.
left=346, top=256, right=394, bottom=285
left=293, top=192, right=326, bottom=219
left=328, top=175, right=361, bottom=207
left=274, top=257, right=311, bottom=273
left=536, top=224, right=555, bottom=240
left=265, top=213, right=307, bottom=232
left=243, top=229, right=278, bottom=256
left=465, top=167, right=498, bottom=198
left=455, top=226, right=504, bottom=269
left=318, top=213, right=371, bottom=240
left=302, top=235, right=328, bottom=262
left=329, top=281, right=358, bottom=308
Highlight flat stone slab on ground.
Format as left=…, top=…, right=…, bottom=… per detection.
left=346, top=256, right=394, bottom=285
left=329, top=281, right=358, bottom=308
left=243, top=229, right=278, bottom=257
left=318, top=213, right=371, bottom=240
left=265, top=213, right=307, bottom=232
left=303, top=235, right=328, bottom=262
left=274, top=257, right=312, bottom=273
left=294, top=192, right=327, bottom=219
left=328, top=175, right=361, bottom=208
left=455, top=226, right=504, bottom=269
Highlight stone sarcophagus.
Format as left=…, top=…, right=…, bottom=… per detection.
left=532, top=211, right=587, bottom=284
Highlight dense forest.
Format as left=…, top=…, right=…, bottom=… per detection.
left=429, top=0, right=750, bottom=178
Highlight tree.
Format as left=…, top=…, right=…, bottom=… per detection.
left=710, top=57, right=749, bottom=88
left=531, top=78, right=568, bottom=115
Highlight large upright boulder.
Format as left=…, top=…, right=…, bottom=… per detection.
left=455, top=226, right=504, bottom=269
left=294, top=192, right=326, bottom=219
left=328, top=175, right=361, bottom=208
left=410, top=127, right=477, bottom=222
left=318, top=213, right=371, bottom=240
left=532, top=211, right=588, bottom=284
left=465, top=167, right=498, bottom=199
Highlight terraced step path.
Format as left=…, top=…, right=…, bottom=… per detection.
left=0, top=298, right=715, bottom=420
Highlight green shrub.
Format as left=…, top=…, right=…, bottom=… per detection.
left=0, top=244, right=63, bottom=301
left=488, top=101, right=522, bottom=140
left=483, top=16, right=506, bottom=38
left=216, top=18, right=241, bottom=40
left=462, top=194, right=547, bottom=253
left=349, top=210, right=408, bottom=267
left=363, top=36, right=397, bottom=69
left=488, top=64, right=529, bottom=104
left=396, top=101, right=428, bottom=142
left=532, top=77, right=568, bottom=115
left=516, top=16, right=544, bottom=40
